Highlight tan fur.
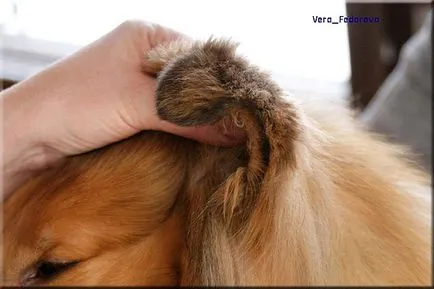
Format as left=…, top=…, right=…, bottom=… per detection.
left=2, top=39, right=431, bottom=286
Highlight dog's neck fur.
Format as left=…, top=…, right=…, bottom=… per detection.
left=178, top=98, right=430, bottom=285
left=246, top=107, right=430, bottom=285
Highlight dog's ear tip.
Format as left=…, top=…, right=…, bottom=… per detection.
left=153, top=36, right=301, bottom=147
left=143, top=39, right=195, bottom=75
left=202, top=37, right=240, bottom=54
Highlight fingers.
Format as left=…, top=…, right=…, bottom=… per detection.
left=157, top=118, right=246, bottom=147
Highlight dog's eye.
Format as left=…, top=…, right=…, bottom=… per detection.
left=35, top=261, right=77, bottom=280
left=21, top=260, right=78, bottom=285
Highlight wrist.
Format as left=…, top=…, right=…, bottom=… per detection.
left=2, top=84, right=64, bottom=199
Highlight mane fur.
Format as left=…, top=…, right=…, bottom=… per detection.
left=145, top=38, right=431, bottom=285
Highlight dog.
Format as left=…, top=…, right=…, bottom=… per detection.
left=3, top=38, right=432, bottom=286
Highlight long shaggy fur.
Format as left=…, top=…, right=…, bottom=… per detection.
left=3, top=38, right=431, bottom=286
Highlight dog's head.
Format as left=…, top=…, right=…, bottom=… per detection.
left=4, top=132, right=195, bottom=285
left=3, top=39, right=302, bottom=286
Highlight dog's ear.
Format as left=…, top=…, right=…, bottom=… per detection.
left=145, top=39, right=301, bottom=285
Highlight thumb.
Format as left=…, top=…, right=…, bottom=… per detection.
left=156, top=116, right=246, bottom=147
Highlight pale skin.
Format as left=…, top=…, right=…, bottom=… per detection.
left=2, top=21, right=244, bottom=200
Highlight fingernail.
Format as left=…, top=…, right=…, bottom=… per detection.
left=219, top=116, right=247, bottom=144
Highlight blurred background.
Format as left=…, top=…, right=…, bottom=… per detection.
left=0, top=0, right=432, bottom=171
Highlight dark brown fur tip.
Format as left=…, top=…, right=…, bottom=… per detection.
left=155, top=38, right=288, bottom=126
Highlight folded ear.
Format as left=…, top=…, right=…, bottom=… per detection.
left=145, top=38, right=302, bottom=285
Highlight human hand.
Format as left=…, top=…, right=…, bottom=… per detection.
left=2, top=21, right=245, bottom=198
